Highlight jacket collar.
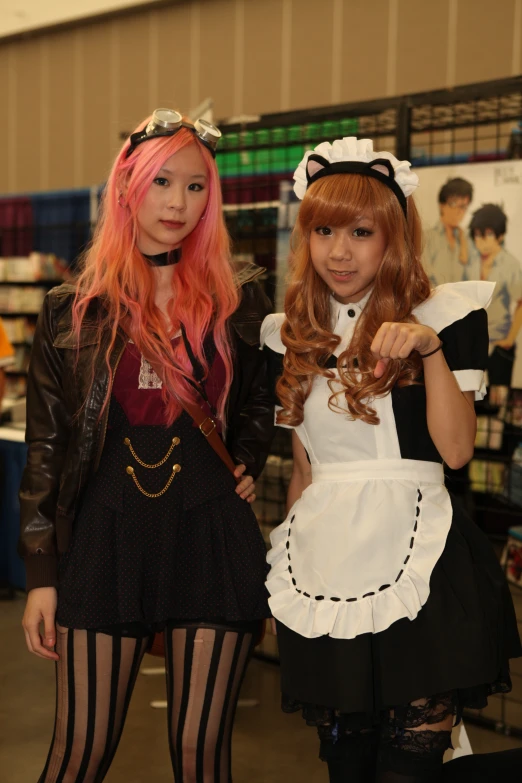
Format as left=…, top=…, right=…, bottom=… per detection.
left=53, top=260, right=266, bottom=338
left=232, top=260, right=265, bottom=288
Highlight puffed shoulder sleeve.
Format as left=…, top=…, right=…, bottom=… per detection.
left=260, top=313, right=293, bottom=426
left=413, top=281, right=494, bottom=400
left=260, top=313, right=286, bottom=353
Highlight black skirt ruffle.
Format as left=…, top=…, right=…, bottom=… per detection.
left=276, top=495, right=521, bottom=721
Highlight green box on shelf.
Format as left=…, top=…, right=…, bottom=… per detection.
left=271, top=127, right=286, bottom=144
left=287, top=125, right=302, bottom=142
left=250, top=147, right=281, bottom=174
left=303, top=122, right=322, bottom=141
left=239, top=150, right=254, bottom=174
left=239, top=130, right=254, bottom=147
left=268, top=144, right=305, bottom=173
left=271, top=148, right=289, bottom=173
left=323, top=120, right=341, bottom=138
left=287, top=144, right=305, bottom=169
left=217, top=151, right=241, bottom=177
left=219, top=144, right=306, bottom=176
left=340, top=117, right=359, bottom=135
left=253, top=148, right=271, bottom=173
left=223, top=132, right=239, bottom=150
left=254, top=129, right=270, bottom=146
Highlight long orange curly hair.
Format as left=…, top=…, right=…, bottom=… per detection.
left=276, top=172, right=430, bottom=426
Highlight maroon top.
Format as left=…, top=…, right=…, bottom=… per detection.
left=112, top=338, right=227, bottom=427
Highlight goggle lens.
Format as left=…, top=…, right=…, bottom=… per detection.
left=127, top=109, right=221, bottom=158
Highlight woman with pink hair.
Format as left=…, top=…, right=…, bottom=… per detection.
left=18, top=110, right=273, bottom=782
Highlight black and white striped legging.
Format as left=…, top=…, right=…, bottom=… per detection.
left=38, top=620, right=259, bottom=783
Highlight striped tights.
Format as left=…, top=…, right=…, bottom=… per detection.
left=38, top=620, right=257, bottom=783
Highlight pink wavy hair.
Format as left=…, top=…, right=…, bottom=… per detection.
left=73, top=115, right=238, bottom=425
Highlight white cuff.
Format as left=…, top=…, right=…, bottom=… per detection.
left=453, top=369, right=487, bottom=401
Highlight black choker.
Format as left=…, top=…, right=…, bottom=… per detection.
left=142, top=248, right=181, bottom=266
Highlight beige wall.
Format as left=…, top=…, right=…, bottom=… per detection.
left=1, top=0, right=522, bottom=193
left=0, top=0, right=160, bottom=39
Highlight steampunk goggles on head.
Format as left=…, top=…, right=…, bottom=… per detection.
left=125, top=108, right=222, bottom=158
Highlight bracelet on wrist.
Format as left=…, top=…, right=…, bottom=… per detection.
left=420, top=340, right=443, bottom=358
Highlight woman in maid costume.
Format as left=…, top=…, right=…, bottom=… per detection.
left=261, top=138, right=522, bottom=782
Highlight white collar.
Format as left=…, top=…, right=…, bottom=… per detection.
left=331, top=288, right=373, bottom=325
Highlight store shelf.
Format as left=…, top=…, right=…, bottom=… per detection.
left=222, top=201, right=280, bottom=211
left=475, top=401, right=501, bottom=416
left=472, top=449, right=509, bottom=462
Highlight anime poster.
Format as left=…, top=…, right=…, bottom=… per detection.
left=414, top=161, right=522, bottom=389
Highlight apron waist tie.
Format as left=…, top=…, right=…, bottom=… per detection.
left=311, top=459, right=444, bottom=484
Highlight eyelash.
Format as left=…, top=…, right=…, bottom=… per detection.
left=153, top=178, right=205, bottom=192
left=314, top=227, right=373, bottom=237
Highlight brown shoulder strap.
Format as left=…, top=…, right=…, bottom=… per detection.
left=147, top=356, right=238, bottom=479
left=175, top=395, right=238, bottom=479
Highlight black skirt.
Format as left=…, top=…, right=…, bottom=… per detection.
left=56, top=399, right=270, bottom=631
left=276, top=495, right=521, bottom=723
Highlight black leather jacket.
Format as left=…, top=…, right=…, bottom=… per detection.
left=19, top=262, right=274, bottom=591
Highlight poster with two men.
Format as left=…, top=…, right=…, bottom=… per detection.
left=415, top=160, right=522, bottom=390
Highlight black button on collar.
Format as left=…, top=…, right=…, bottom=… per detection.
left=347, top=308, right=356, bottom=318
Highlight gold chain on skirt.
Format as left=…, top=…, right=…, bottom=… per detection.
left=124, top=436, right=181, bottom=497
left=126, top=464, right=181, bottom=497
left=124, top=436, right=180, bottom=468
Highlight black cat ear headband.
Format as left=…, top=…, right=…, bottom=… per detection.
left=293, top=138, right=419, bottom=216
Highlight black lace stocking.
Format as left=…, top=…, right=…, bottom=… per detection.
left=376, top=692, right=455, bottom=783
left=317, top=693, right=456, bottom=783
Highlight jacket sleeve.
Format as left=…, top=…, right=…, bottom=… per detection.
left=226, top=281, right=275, bottom=479
left=18, top=293, right=71, bottom=591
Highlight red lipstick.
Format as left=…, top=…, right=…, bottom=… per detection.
left=161, top=220, right=185, bottom=229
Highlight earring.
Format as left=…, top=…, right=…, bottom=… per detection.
left=118, top=192, right=126, bottom=208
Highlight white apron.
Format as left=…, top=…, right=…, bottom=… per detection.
left=267, top=457, right=451, bottom=639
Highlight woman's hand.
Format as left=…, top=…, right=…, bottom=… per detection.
left=371, top=323, right=440, bottom=379
left=371, top=322, right=476, bottom=468
left=234, top=464, right=256, bottom=503
left=495, top=338, right=515, bottom=350
left=22, top=587, right=59, bottom=661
